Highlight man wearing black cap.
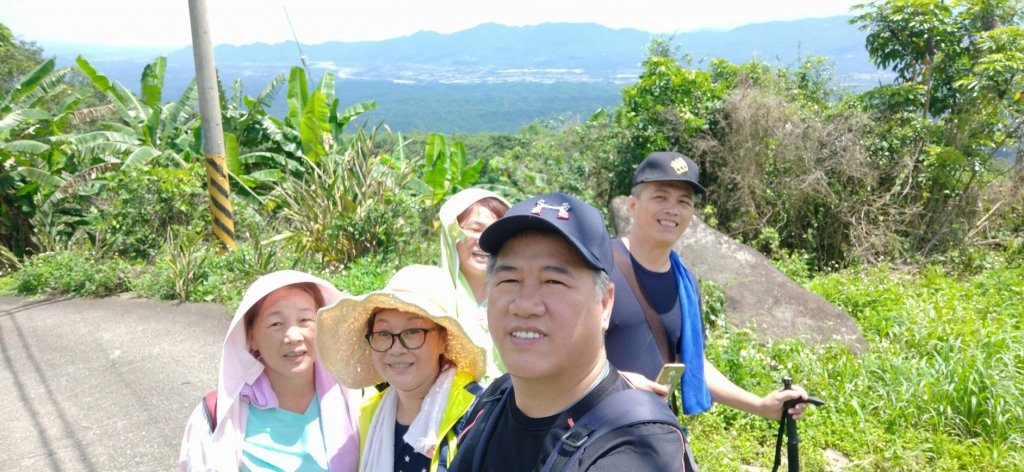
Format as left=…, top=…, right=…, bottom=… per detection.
left=607, top=152, right=810, bottom=455
left=449, top=192, right=686, bottom=472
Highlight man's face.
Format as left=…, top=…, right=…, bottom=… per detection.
left=486, top=232, right=613, bottom=382
left=628, top=181, right=696, bottom=247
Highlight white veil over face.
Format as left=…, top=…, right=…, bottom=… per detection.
left=438, top=189, right=511, bottom=382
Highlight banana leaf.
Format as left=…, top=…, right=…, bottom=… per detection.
left=423, top=133, right=450, bottom=201
left=122, top=146, right=160, bottom=168
left=224, top=132, right=241, bottom=176
left=287, top=66, right=308, bottom=129
left=300, top=91, right=329, bottom=162
left=1, top=140, right=50, bottom=155
left=0, top=108, right=51, bottom=135
left=3, top=58, right=55, bottom=106
left=13, top=167, right=64, bottom=187
left=140, top=57, right=167, bottom=108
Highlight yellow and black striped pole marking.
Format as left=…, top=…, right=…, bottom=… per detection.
left=205, top=155, right=236, bottom=249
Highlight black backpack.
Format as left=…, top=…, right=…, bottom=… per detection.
left=455, top=375, right=682, bottom=472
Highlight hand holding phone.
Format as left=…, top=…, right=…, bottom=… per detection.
left=655, top=363, right=686, bottom=386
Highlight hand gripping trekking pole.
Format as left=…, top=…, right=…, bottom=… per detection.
left=771, top=376, right=825, bottom=472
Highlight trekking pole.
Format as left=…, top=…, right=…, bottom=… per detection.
left=771, top=376, right=825, bottom=472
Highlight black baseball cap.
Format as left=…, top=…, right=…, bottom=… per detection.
left=479, top=192, right=613, bottom=274
left=632, top=151, right=707, bottom=195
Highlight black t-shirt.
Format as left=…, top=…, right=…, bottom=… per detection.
left=394, top=422, right=432, bottom=472
left=460, top=368, right=685, bottom=471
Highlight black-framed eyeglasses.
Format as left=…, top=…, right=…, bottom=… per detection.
left=365, top=327, right=438, bottom=352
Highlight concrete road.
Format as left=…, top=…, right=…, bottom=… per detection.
left=0, top=296, right=230, bottom=471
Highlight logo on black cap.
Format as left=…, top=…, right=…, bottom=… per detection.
left=670, top=157, right=689, bottom=175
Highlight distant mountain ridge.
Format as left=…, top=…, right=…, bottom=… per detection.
left=173, top=23, right=653, bottom=68
left=161, top=17, right=880, bottom=85
left=46, top=16, right=887, bottom=132
left=164, top=22, right=654, bottom=85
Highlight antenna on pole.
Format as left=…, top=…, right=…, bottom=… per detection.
left=283, top=5, right=311, bottom=77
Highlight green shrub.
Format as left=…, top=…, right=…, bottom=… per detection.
left=328, top=253, right=400, bottom=296
left=272, top=124, right=422, bottom=269
left=699, top=279, right=727, bottom=329
left=127, top=224, right=352, bottom=306
left=129, top=259, right=177, bottom=300
left=12, top=249, right=129, bottom=296
left=771, top=249, right=814, bottom=284
left=93, top=164, right=208, bottom=261
left=338, top=194, right=433, bottom=266
left=0, top=275, right=15, bottom=295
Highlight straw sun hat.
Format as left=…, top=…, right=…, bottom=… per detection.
left=317, top=264, right=487, bottom=389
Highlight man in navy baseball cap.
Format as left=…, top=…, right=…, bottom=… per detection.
left=479, top=192, right=613, bottom=274
left=450, top=192, right=685, bottom=472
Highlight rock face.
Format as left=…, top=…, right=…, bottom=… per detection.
left=610, top=196, right=868, bottom=354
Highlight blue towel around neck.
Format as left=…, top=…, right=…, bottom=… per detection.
left=670, top=251, right=713, bottom=415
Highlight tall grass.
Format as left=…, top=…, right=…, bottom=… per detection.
left=689, top=253, right=1024, bottom=471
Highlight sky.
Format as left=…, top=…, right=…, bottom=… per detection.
left=1, top=0, right=863, bottom=50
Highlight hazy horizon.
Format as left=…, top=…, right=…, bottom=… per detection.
left=2, top=0, right=861, bottom=49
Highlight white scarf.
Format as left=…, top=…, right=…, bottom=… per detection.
left=359, top=367, right=457, bottom=472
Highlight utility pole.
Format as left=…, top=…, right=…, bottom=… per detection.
left=187, top=0, right=236, bottom=250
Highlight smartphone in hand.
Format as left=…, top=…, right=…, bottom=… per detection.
left=656, top=363, right=686, bottom=386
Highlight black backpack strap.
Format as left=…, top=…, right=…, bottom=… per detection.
left=201, top=389, right=218, bottom=433
left=451, top=381, right=486, bottom=439
left=541, top=388, right=681, bottom=472
left=449, top=375, right=513, bottom=472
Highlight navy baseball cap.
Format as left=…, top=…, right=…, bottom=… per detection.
left=632, top=151, right=707, bottom=195
left=479, top=192, right=613, bottom=274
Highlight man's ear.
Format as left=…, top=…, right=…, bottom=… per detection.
left=627, top=194, right=637, bottom=214
left=600, top=283, right=615, bottom=332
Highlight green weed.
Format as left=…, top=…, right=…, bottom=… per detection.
left=688, top=252, right=1024, bottom=471
left=328, top=253, right=400, bottom=296
left=12, top=249, right=129, bottom=297
left=0, top=275, right=15, bottom=295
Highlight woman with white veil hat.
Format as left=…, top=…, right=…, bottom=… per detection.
left=179, top=270, right=360, bottom=471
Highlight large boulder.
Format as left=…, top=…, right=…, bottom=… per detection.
left=610, top=196, right=867, bottom=354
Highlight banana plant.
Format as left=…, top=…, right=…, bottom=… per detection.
left=266, top=66, right=376, bottom=163
left=410, top=133, right=485, bottom=205
left=5, top=56, right=201, bottom=254
left=74, top=55, right=201, bottom=169
left=1, top=58, right=92, bottom=256
left=226, top=67, right=376, bottom=197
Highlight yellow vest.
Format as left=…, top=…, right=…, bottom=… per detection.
left=358, top=370, right=479, bottom=472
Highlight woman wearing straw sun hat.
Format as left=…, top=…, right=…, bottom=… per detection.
left=179, top=270, right=360, bottom=472
left=317, top=264, right=487, bottom=472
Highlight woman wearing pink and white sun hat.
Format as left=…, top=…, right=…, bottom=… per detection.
left=179, top=270, right=361, bottom=472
